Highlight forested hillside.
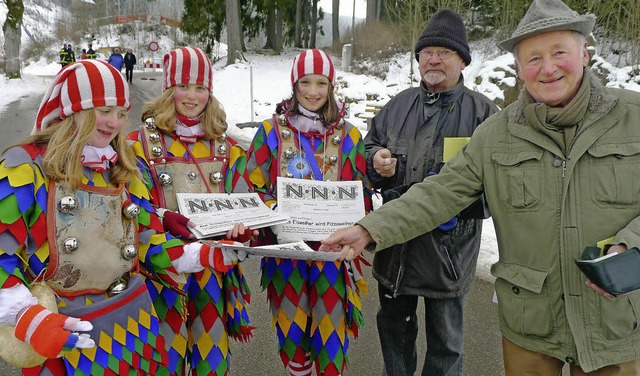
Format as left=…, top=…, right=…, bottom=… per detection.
left=1, top=0, right=639, bottom=81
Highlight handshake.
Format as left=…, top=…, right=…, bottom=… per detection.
left=160, top=209, right=257, bottom=243
left=200, top=240, right=252, bottom=273
left=177, top=240, right=251, bottom=274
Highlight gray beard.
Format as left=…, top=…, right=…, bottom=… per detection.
left=423, top=71, right=446, bottom=86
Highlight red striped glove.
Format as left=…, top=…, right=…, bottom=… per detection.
left=15, top=304, right=95, bottom=358
left=200, top=241, right=246, bottom=273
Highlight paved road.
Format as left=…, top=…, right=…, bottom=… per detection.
left=0, top=71, right=163, bottom=150
left=232, top=260, right=504, bottom=376
left=0, top=71, right=506, bottom=375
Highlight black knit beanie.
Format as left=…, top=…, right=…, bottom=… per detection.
left=414, top=8, right=471, bottom=65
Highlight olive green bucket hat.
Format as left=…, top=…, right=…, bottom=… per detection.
left=499, top=0, right=595, bottom=52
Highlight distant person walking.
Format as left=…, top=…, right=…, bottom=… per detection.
left=66, top=44, right=76, bottom=63
left=124, top=49, right=137, bottom=83
left=107, top=48, right=124, bottom=71
left=59, top=44, right=71, bottom=69
left=86, top=43, right=96, bottom=59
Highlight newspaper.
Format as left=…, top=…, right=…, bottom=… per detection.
left=276, top=177, right=365, bottom=241
left=176, top=192, right=290, bottom=239
left=205, top=240, right=341, bottom=261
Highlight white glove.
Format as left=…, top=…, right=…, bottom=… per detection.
left=173, top=242, right=206, bottom=273
left=0, top=284, right=38, bottom=325
left=219, top=242, right=248, bottom=265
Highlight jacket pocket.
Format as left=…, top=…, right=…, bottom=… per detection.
left=587, top=142, right=640, bottom=207
left=599, top=290, right=640, bottom=340
left=492, top=150, right=544, bottom=211
left=493, top=262, right=554, bottom=337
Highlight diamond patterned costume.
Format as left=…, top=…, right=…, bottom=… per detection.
left=240, top=102, right=372, bottom=376
left=128, top=125, right=252, bottom=376
left=0, top=144, right=189, bottom=375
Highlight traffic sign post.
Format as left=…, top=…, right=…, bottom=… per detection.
left=147, top=41, right=159, bottom=72
left=148, top=41, right=159, bottom=52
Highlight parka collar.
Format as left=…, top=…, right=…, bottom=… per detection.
left=509, top=70, right=618, bottom=125
left=419, top=74, right=465, bottom=107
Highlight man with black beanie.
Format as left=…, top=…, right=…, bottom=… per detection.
left=363, top=8, right=497, bottom=376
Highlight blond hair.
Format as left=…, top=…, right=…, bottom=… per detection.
left=18, top=110, right=139, bottom=189
left=141, top=87, right=228, bottom=139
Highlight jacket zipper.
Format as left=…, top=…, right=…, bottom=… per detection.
left=393, top=247, right=406, bottom=297
left=443, top=244, right=460, bottom=280
left=393, top=263, right=403, bottom=297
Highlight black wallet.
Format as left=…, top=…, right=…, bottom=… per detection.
left=575, top=246, right=640, bottom=296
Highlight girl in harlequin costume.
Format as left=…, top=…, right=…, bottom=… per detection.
left=0, top=60, right=238, bottom=375
left=127, top=46, right=255, bottom=376
left=239, top=49, right=372, bottom=376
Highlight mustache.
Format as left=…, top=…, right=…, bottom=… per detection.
left=423, top=71, right=447, bottom=85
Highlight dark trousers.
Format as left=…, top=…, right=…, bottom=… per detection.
left=378, top=284, right=466, bottom=376
left=125, top=67, right=133, bottom=83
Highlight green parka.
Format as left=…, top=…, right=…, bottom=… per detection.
left=358, top=72, right=640, bottom=372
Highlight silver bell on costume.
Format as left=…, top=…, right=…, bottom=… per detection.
left=121, top=245, right=138, bottom=260
left=277, top=114, right=287, bottom=126
left=158, top=172, right=173, bottom=185
left=281, top=129, right=292, bottom=139
left=210, top=171, right=223, bottom=183
left=151, top=146, right=163, bottom=157
left=63, top=237, right=79, bottom=253
left=283, top=148, right=295, bottom=159
left=144, top=118, right=156, bottom=129
left=107, top=279, right=128, bottom=296
left=122, top=203, right=140, bottom=219
left=58, top=196, right=78, bottom=213
left=149, top=132, right=161, bottom=142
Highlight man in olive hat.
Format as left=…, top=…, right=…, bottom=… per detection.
left=321, top=0, right=640, bottom=374
left=363, top=8, right=497, bottom=376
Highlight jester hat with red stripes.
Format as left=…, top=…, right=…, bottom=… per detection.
left=33, top=60, right=130, bottom=134
left=290, top=49, right=336, bottom=86
left=163, top=46, right=213, bottom=92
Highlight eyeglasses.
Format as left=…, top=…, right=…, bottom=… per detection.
left=418, top=49, right=457, bottom=61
